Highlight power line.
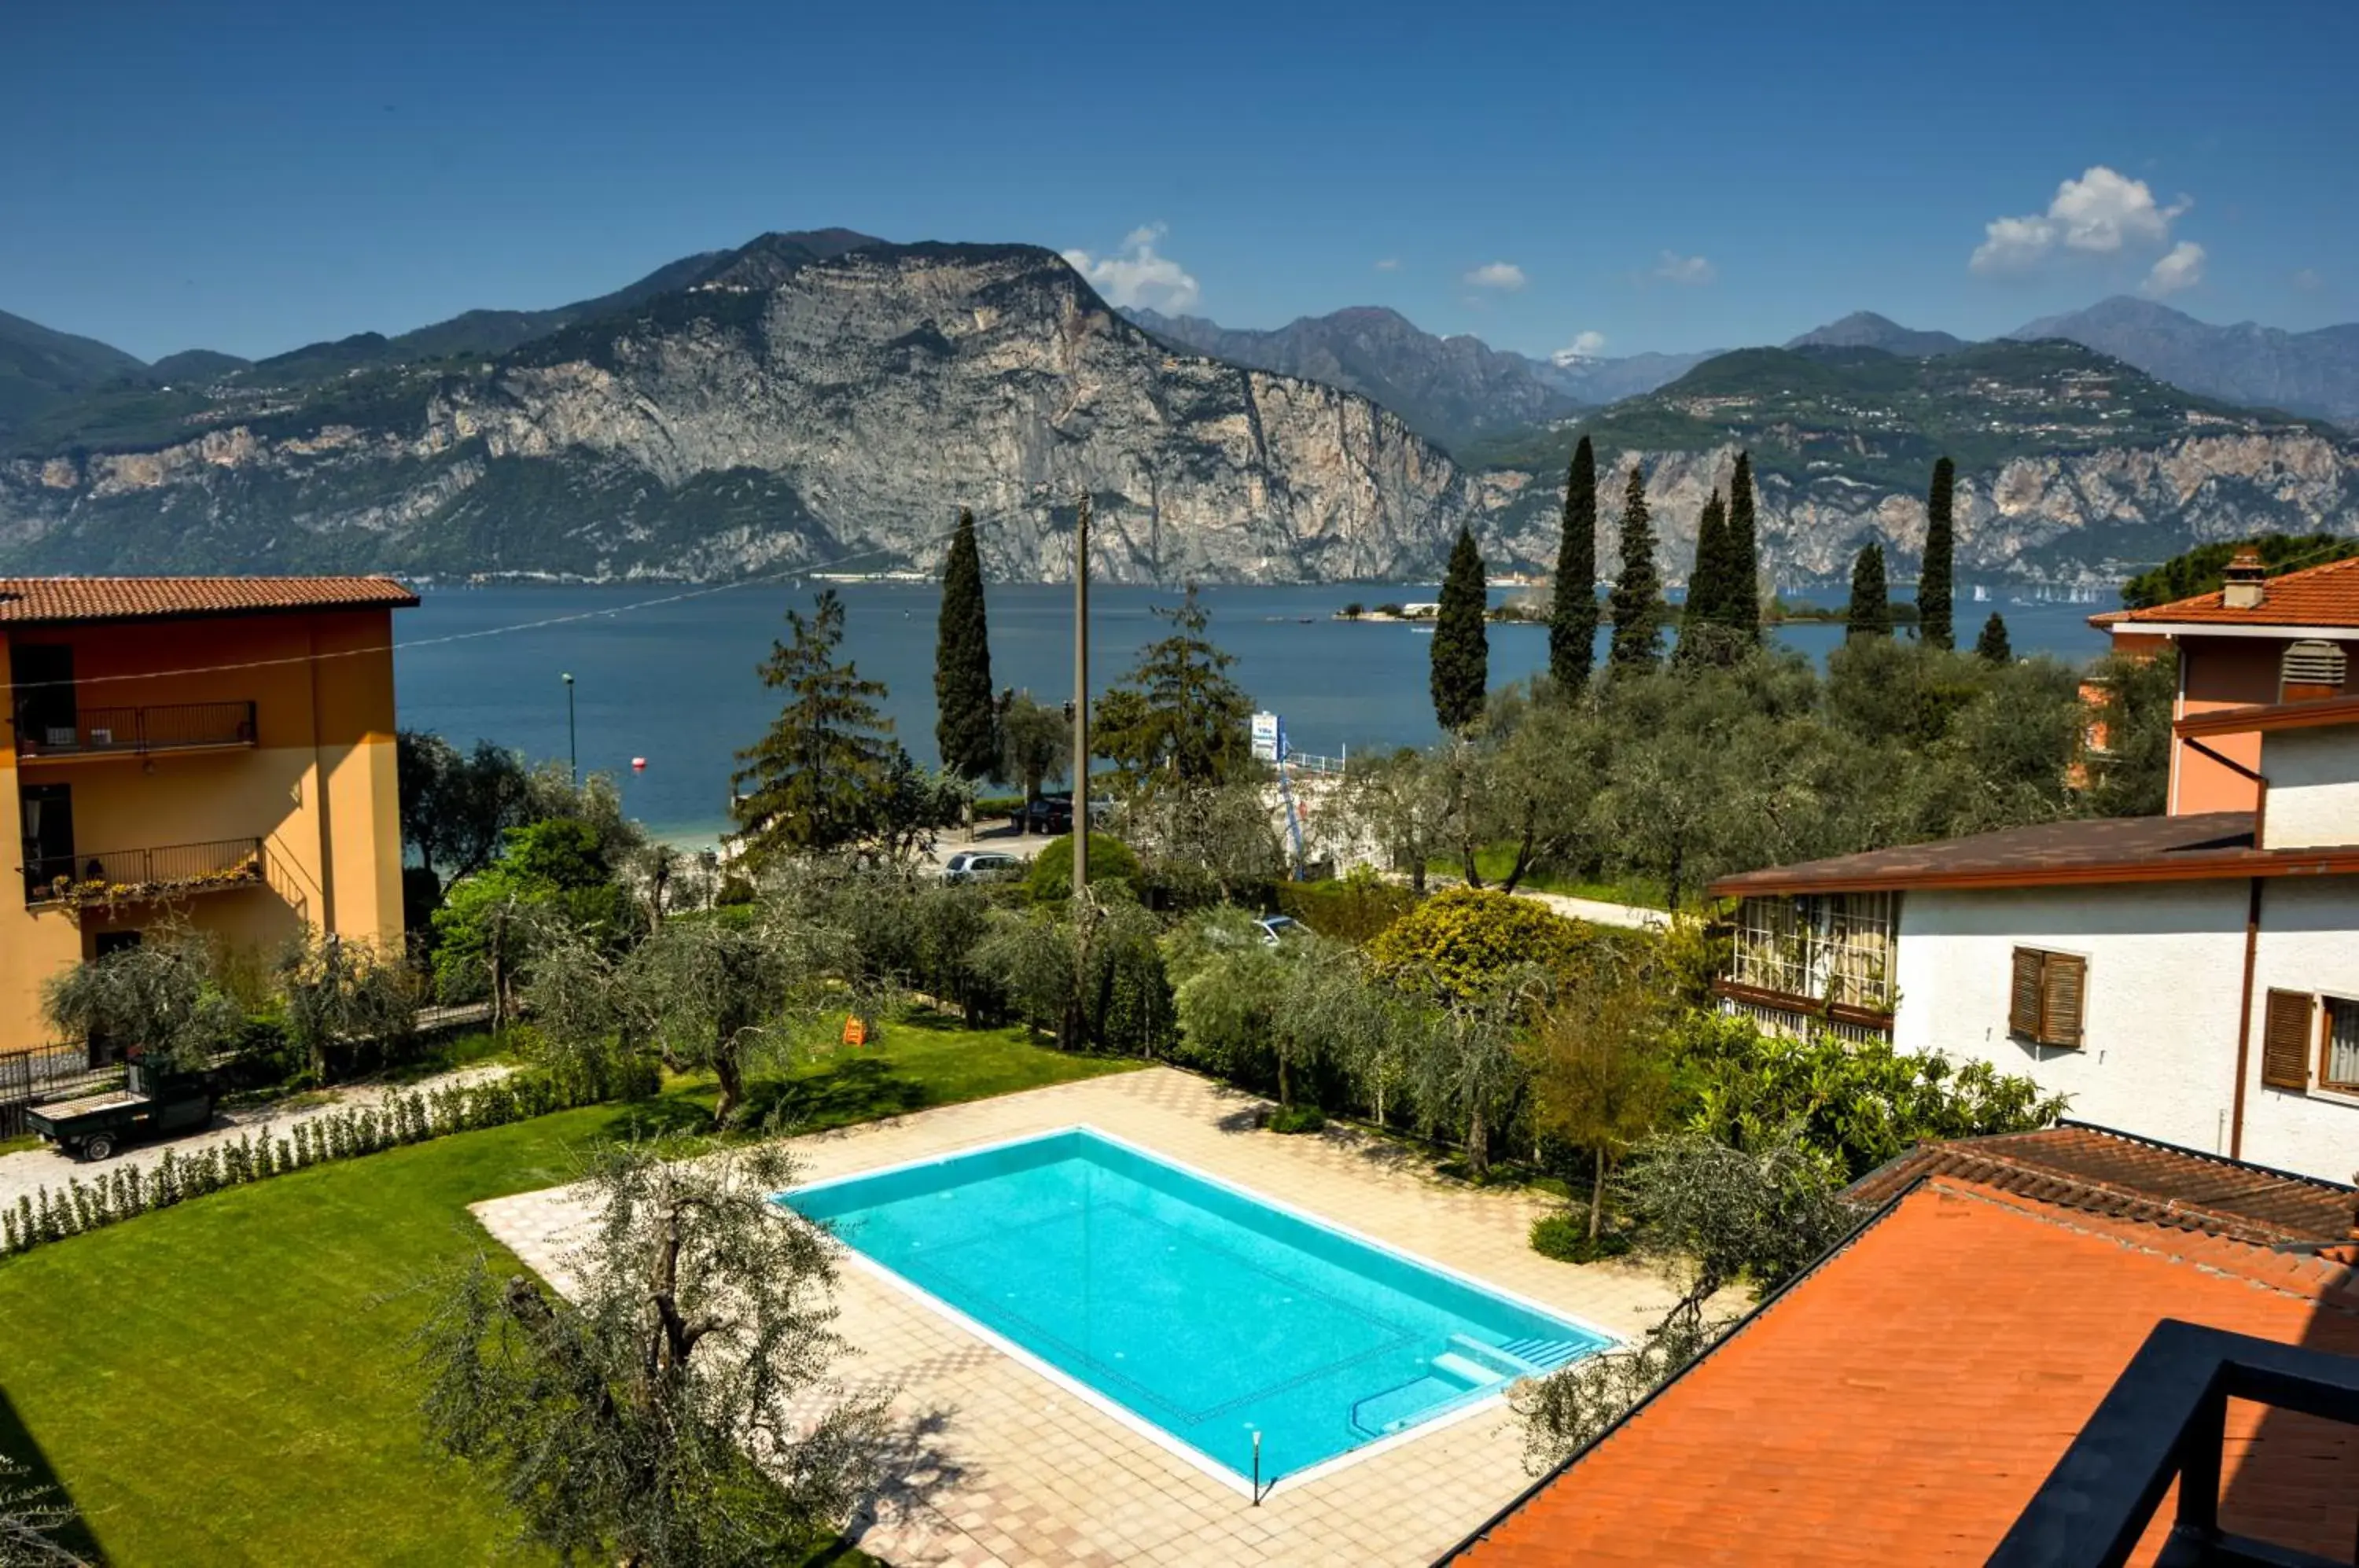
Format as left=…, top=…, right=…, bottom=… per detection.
left=2, top=519, right=973, bottom=694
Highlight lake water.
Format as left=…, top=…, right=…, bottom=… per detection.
left=393, top=580, right=2114, bottom=843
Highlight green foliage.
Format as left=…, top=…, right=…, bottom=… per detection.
left=1366, top=885, right=1612, bottom=1003
left=1919, top=456, right=1956, bottom=648
left=933, top=507, right=999, bottom=780
left=39, top=926, right=244, bottom=1073
left=1548, top=436, right=1599, bottom=693
left=731, top=589, right=903, bottom=865
left=1529, top=1213, right=1630, bottom=1264
left=1621, top=1128, right=1859, bottom=1312
left=396, top=729, right=531, bottom=884
left=1513, top=1299, right=1726, bottom=1474
left=1094, top=585, right=1255, bottom=788
left=1975, top=610, right=2013, bottom=663
left=277, top=933, right=424, bottom=1084
left=1275, top=867, right=1419, bottom=943
left=1665, top=1009, right=2069, bottom=1180
left=1607, top=466, right=1664, bottom=670
left=1723, top=451, right=1760, bottom=644
left=2119, top=532, right=2359, bottom=609
left=1845, top=542, right=1892, bottom=639
left=2082, top=649, right=2179, bottom=817
left=1430, top=527, right=1491, bottom=731
left=1267, top=1105, right=1327, bottom=1134
left=430, top=818, right=631, bottom=1010
left=1525, top=974, right=1676, bottom=1239
left=1674, top=489, right=1750, bottom=668
left=992, top=691, right=1070, bottom=804
left=1025, top=833, right=1142, bottom=902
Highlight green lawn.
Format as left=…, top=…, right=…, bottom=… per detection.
left=1431, top=847, right=1673, bottom=909
left=0, top=1017, right=1138, bottom=1566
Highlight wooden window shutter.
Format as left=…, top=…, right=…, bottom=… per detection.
left=2009, top=948, right=2044, bottom=1038
left=2261, top=989, right=2313, bottom=1091
left=2040, top=953, right=2087, bottom=1048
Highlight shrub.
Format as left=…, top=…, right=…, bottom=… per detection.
left=1275, top=868, right=1419, bottom=944
left=1368, top=885, right=1625, bottom=1001
left=1530, top=1213, right=1632, bottom=1264
left=1025, top=833, right=1143, bottom=902
left=1267, top=1104, right=1327, bottom=1135
left=715, top=874, right=757, bottom=907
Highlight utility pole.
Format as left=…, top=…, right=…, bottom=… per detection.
left=1071, top=492, right=1090, bottom=896
left=561, top=672, right=577, bottom=786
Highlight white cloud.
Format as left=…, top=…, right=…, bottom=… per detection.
left=1374, top=257, right=1400, bottom=272
left=1971, top=166, right=2193, bottom=274
left=1652, top=251, right=1716, bottom=285
left=2143, top=241, right=2206, bottom=296
left=1551, top=330, right=1609, bottom=365
left=1061, top=223, right=1201, bottom=313
left=1463, top=261, right=1526, bottom=291
left=2293, top=267, right=2324, bottom=293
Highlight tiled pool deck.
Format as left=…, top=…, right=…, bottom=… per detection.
left=472, top=1067, right=1684, bottom=1566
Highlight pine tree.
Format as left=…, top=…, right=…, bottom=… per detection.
left=731, top=590, right=900, bottom=866
left=1608, top=466, right=1665, bottom=671
left=1548, top=436, right=1599, bottom=693
left=1724, top=450, right=1761, bottom=645
left=1845, top=543, right=1893, bottom=640
left=1673, top=489, right=1728, bottom=668
left=933, top=508, right=998, bottom=780
left=1974, top=610, right=2013, bottom=663
left=1431, top=528, right=1491, bottom=731
left=1095, top=585, right=1256, bottom=787
left=1919, top=456, right=1956, bottom=649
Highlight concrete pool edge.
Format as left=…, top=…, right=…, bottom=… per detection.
left=773, top=1121, right=1621, bottom=1499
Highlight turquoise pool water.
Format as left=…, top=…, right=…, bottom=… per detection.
left=779, top=1128, right=1610, bottom=1484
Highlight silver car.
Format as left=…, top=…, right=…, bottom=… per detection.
left=943, top=850, right=1027, bottom=885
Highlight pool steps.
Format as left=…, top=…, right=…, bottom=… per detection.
left=1349, top=1334, right=1596, bottom=1437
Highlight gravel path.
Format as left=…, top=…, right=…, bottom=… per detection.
left=0, top=1062, right=517, bottom=1209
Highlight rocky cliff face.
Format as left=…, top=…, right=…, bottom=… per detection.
left=0, top=242, right=1493, bottom=583
left=4, top=239, right=2354, bottom=587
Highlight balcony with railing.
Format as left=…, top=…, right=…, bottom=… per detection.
left=21, top=837, right=267, bottom=911
left=12, top=701, right=259, bottom=761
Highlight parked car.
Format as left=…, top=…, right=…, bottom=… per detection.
left=1018, top=794, right=1073, bottom=834
left=1255, top=915, right=1304, bottom=945
left=25, top=1052, right=216, bottom=1161
left=943, top=850, right=1028, bottom=884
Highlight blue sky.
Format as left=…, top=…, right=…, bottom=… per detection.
left=4, top=0, right=2352, bottom=363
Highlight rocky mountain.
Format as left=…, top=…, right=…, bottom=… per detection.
left=1784, top=311, right=1966, bottom=358
left=1523, top=347, right=1721, bottom=407
left=0, top=308, right=153, bottom=440
left=1121, top=304, right=1580, bottom=452
left=2010, top=296, right=2359, bottom=425
left=1472, top=341, right=2359, bottom=587
left=0, top=237, right=1495, bottom=583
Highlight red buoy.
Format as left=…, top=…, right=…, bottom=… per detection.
left=631, top=756, right=647, bottom=772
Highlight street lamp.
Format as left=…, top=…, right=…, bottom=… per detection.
left=561, top=672, right=576, bottom=786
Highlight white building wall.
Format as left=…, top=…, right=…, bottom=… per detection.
left=2260, top=727, right=2359, bottom=851
left=2242, top=877, right=2359, bottom=1181
left=1892, top=882, right=2251, bottom=1158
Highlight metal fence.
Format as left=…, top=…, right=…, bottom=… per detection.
left=12, top=699, right=258, bottom=759
left=0, top=1044, right=123, bottom=1139
left=21, top=837, right=267, bottom=908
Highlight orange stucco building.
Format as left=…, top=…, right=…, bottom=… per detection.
left=2, top=576, right=418, bottom=1052
left=2092, top=551, right=2359, bottom=815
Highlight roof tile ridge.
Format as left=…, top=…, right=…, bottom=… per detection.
left=2126, top=552, right=2359, bottom=620
left=1954, top=1147, right=2313, bottom=1245
left=1930, top=1177, right=2359, bottom=1309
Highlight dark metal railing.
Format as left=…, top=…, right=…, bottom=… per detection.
left=1988, top=1317, right=2359, bottom=1568
left=21, top=837, right=267, bottom=909
left=13, top=700, right=258, bottom=759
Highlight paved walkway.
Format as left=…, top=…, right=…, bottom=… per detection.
left=474, top=1068, right=1682, bottom=1567
left=0, top=1061, right=515, bottom=1209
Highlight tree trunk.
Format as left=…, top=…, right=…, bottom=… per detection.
left=1467, top=1103, right=1489, bottom=1180
left=1277, top=1053, right=1292, bottom=1110
left=1500, top=812, right=1538, bottom=895
left=712, top=1046, right=745, bottom=1128
left=1588, top=1147, right=1607, bottom=1241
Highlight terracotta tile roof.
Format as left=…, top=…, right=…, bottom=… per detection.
left=1702, top=810, right=2333, bottom=896
left=2092, top=554, right=2359, bottom=631
left=1846, top=1123, right=2358, bottom=1248
left=1446, top=1177, right=2359, bottom=1567
left=2177, top=691, right=2359, bottom=738
left=0, top=576, right=418, bottom=627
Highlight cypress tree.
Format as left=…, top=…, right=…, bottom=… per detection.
left=1608, top=466, right=1665, bottom=671
left=1673, top=489, right=1728, bottom=668
left=1975, top=610, right=2012, bottom=663
left=1724, top=450, right=1761, bottom=645
left=1430, top=526, right=1490, bottom=731
left=1919, top=455, right=1956, bottom=649
left=1845, top=543, right=1893, bottom=640
left=933, top=508, right=998, bottom=779
left=1548, top=436, right=1599, bottom=693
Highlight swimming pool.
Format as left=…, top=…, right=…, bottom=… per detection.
left=778, top=1128, right=1611, bottom=1489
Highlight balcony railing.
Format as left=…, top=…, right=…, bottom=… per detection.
left=22, top=837, right=267, bottom=910
left=13, top=701, right=258, bottom=760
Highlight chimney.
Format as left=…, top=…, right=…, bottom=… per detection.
left=2221, top=549, right=2267, bottom=610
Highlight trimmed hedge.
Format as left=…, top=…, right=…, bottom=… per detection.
left=1, top=1052, right=657, bottom=1259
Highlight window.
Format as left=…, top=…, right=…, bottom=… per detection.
left=2009, top=948, right=2086, bottom=1047
left=2261, top=989, right=2314, bottom=1091
left=2320, top=998, right=2359, bottom=1094
left=1731, top=893, right=1897, bottom=1013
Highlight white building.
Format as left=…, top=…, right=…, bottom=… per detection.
left=1709, top=694, right=2359, bottom=1183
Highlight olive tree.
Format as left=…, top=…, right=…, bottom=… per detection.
left=1404, top=965, right=1548, bottom=1180
left=40, top=926, right=244, bottom=1072
left=418, top=1139, right=888, bottom=1567
left=1523, top=975, right=1675, bottom=1241
left=278, top=932, right=423, bottom=1081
